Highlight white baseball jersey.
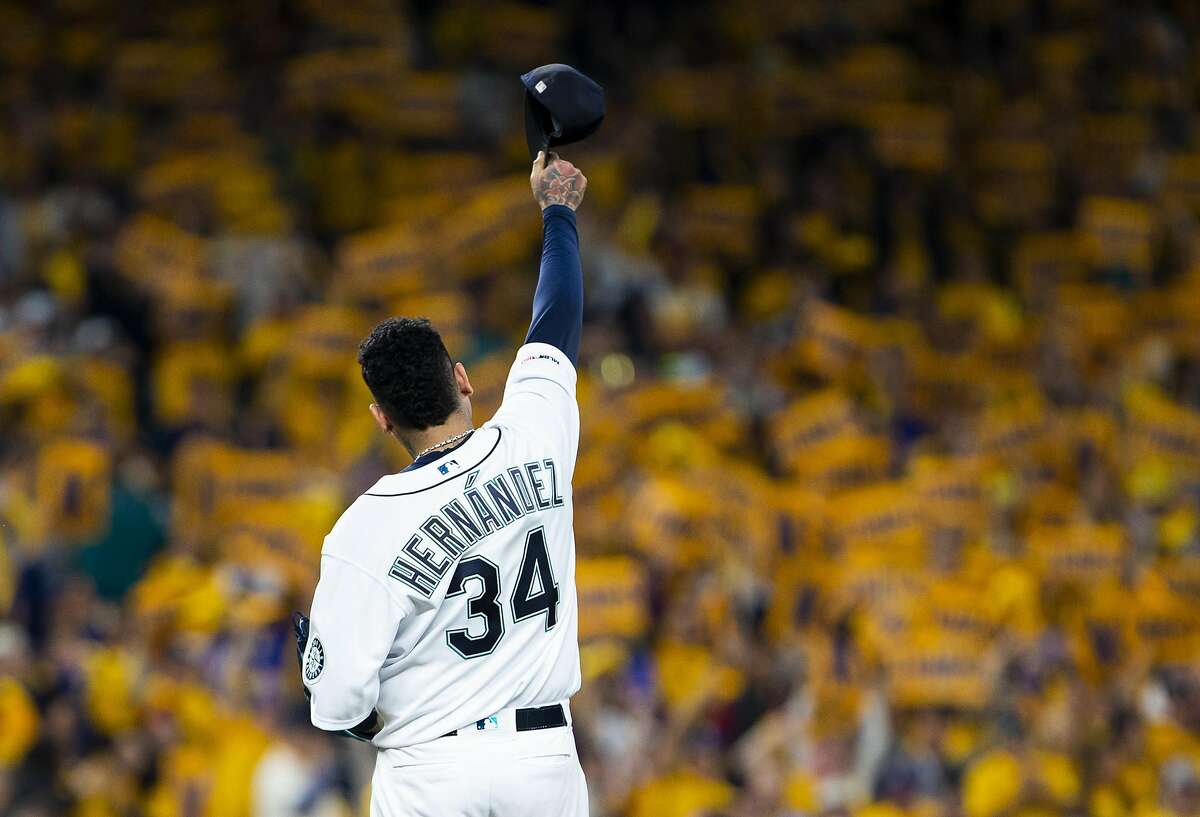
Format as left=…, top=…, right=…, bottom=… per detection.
left=303, top=342, right=581, bottom=750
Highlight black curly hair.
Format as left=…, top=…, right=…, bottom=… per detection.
left=357, top=317, right=461, bottom=431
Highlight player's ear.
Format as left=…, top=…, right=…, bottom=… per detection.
left=453, top=361, right=474, bottom=397
left=368, top=402, right=392, bottom=433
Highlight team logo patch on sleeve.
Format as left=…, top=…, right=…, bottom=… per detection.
left=304, top=636, right=325, bottom=683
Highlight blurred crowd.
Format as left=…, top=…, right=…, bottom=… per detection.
left=4, top=0, right=1200, bottom=816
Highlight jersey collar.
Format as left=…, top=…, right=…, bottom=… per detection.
left=400, top=430, right=476, bottom=473
left=365, top=427, right=503, bottom=497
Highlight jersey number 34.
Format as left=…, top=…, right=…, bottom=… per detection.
left=444, top=527, right=559, bottom=659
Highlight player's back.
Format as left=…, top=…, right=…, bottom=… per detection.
left=306, top=342, right=580, bottom=749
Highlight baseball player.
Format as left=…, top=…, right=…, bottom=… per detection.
left=294, top=150, right=589, bottom=816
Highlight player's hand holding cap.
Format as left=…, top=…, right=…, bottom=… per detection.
left=521, top=64, right=605, bottom=161
left=530, top=151, right=588, bottom=211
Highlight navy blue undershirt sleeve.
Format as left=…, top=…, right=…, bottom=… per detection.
left=525, top=204, right=582, bottom=365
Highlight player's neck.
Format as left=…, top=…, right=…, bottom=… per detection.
left=402, top=412, right=474, bottom=459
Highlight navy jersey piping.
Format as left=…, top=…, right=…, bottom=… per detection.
left=364, top=428, right=503, bottom=497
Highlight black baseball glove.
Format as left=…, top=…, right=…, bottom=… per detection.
left=293, top=611, right=311, bottom=678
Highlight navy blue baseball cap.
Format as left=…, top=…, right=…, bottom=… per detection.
left=521, top=64, right=605, bottom=160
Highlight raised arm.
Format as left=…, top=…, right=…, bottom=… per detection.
left=526, top=151, right=587, bottom=365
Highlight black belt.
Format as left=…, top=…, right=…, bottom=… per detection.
left=441, top=704, right=566, bottom=737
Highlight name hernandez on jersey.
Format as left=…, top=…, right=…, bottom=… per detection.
left=303, top=342, right=581, bottom=747
left=389, top=459, right=566, bottom=598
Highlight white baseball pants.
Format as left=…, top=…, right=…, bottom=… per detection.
left=369, top=704, right=588, bottom=817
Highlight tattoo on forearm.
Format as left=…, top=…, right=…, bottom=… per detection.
left=535, top=164, right=586, bottom=210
